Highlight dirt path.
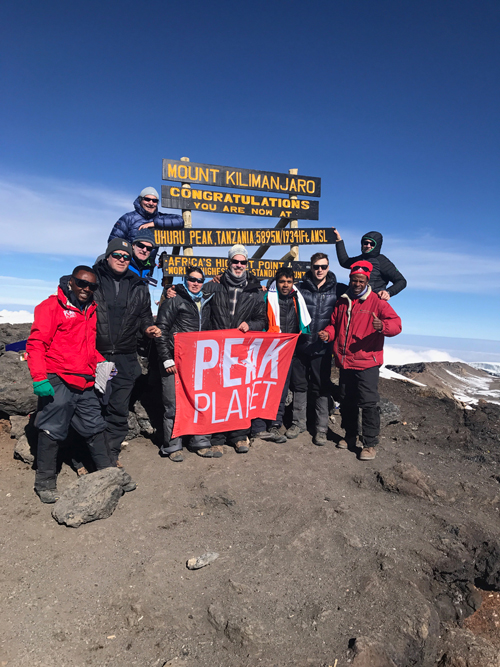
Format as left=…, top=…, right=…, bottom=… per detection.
left=2, top=378, right=500, bottom=666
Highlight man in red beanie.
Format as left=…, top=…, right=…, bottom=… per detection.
left=318, top=260, right=402, bottom=460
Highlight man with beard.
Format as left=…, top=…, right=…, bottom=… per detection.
left=203, top=244, right=266, bottom=455
left=319, top=261, right=402, bottom=460
left=108, top=187, right=184, bottom=280
left=93, top=239, right=161, bottom=466
left=26, top=266, right=117, bottom=503
left=285, top=252, right=346, bottom=446
left=334, top=229, right=406, bottom=300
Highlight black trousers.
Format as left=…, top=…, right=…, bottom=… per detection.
left=339, top=366, right=380, bottom=447
left=292, top=351, right=332, bottom=397
left=34, top=380, right=110, bottom=489
left=101, top=352, right=142, bottom=463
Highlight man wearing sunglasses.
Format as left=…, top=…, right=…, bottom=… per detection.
left=93, top=239, right=161, bottom=466
left=203, top=244, right=266, bottom=455
left=334, top=229, right=406, bottom=300
left=286, top=252, right=347, bottom=446
left=128, top=228, right=158, bottom=285
left=107, top=186, right=184, bottom=276
left=26, top=266, right=116, bottom=503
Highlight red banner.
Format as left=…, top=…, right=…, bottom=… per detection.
left=172, top=330, right=299, bottom=437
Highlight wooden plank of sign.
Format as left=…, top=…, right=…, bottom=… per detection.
left=161, top=255, right=311, bottom=280
left=162, top=159, right=321, bottom=197
left=161, top=186, right=319, bottom=220
left=154, top=228, right=336, bottom=247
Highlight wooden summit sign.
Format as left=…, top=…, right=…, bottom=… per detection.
left=154, top=227, right=336, bottom=248
left=163, top=159, right=321, bottom=197
left=161, top=186, right=318, bottom=220
left=160, top=254, right=311, bottom=280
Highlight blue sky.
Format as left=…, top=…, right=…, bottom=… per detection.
left=1, top=0, right=499, bottom=348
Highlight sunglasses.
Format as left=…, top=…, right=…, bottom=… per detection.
left=362, top=240, right=375, bottom=247
left=142, top=197, right=158, bottom=203
left=134, top=241, right=153, bottom=251
left=230, top=259, right=248, bottom=265
left=73, top=277, right=98, bottom=291
left=110, top=252, right=131, bottom=261
left=351, top=265, right=369, bottom=273
left=312, top=264, right=328, bottom=270
left=187, top=276, right=204, bottom=284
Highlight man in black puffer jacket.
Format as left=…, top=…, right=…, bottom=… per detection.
left=93, top=238, right=161, bottom=465
left=334, top=229, right=406, bottom=300
left=203, top=244, right=266, bottom=455
left=155, top=266, right=215, bottom=461
left=286, top=252, right=346, bottom=446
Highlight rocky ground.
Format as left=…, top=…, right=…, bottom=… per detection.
left=2, top=356, right=500, bottom=666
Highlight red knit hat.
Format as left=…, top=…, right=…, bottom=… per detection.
left=350, top=260, right=373, bottom=278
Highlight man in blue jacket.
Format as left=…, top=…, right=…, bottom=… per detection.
left=108, top=187, right=184, bottom=277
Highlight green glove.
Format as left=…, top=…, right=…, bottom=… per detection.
left=33, top=379, right=55, bottom=397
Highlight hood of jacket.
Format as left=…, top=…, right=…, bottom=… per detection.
left=361, top=231, right=383, bottom=259
left=299, top=270, right=337, bottom=294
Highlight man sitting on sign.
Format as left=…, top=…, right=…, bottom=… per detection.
left=251, top=267, right=311, bottom=444
left=108, top=187, right=184, bottom=279
left=155, top=265, right=217, bottom=462
left=203, top=244, right=266, bottom=455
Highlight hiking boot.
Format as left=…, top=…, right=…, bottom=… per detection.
left=285, top=423, right=306, bottom=439
left=169, top=451, right=184, bottom=462
left=268, top=427, right=287, bottom=444
left=211, top=445, right=224, bottom=458
left=235, top=440, right=249, bottom=454
left=35, top=488, right=60, bottom=504
left=252, top=430, right=272, bottom=440
left=313, top=431, right=328, bottom=446
left=337, top=436, right=357, bottom=449
left=196, top=448, right=213, bottom=458
left=359, top=447, right=376, bottom=461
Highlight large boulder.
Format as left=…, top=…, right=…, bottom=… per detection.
left=0, top=351, right=37, bottom=416
left=52, top=468, right=134, bottom=528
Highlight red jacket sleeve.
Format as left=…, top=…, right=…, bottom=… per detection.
left=26, top=298, right=58, bottom=382
left=376, top=299, right=402, bottom=338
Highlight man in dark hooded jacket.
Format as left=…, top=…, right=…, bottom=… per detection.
left=93, top=238, right=161, bottom=465
left=334, top=229, right=406, bottom=300
left=108, top=187, right=184, bottom=277
left=286, top=253, right=346, bottom=446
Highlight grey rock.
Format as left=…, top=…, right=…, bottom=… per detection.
left=0, top=351, right=37, bottom=416
left=187, top=552, right=219, bottom=570
left=52, top=468, right=132, bottom=528
left=126, top=411, right=140, bottom=440
left=9, top=414, right=29, bottom=439
left=379, top=397, right=401, bottom=427
left=14, top=434, right=34, bottom=464
left=351, top=636, right=397, bottom=666
left=437, top=626, right=500, bottom=666
left=138, top=418, right=154, bottom=436
left=133, top=400, right=149, bottom=420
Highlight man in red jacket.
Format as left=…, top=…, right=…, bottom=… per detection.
left=319, top=260, right=402, bottom=460
left=27, top=266, right=116, bottom=503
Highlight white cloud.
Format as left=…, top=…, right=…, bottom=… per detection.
left=0, top=309, right=34, bottom=324
left=384, top=345, right=460, bottom=365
